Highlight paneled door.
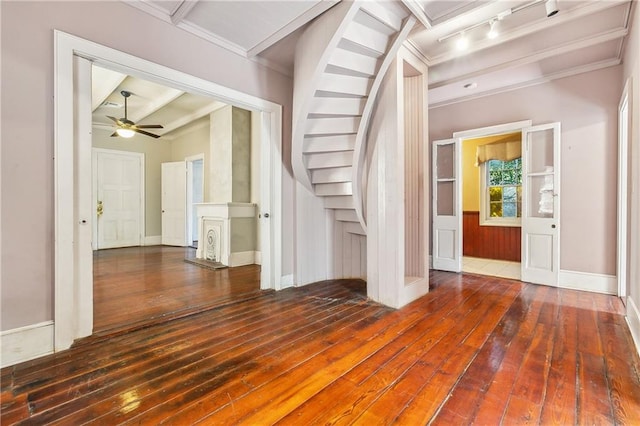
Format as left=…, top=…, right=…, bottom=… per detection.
left=161, top=161, right=188, bottom=247
left=432, top=138, right=462, bottom=272
left=94, top=149, right=144, bottom=249
left=521, top=123, right=561, bottom=285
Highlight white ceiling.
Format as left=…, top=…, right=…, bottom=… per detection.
left=108, top=0, right=632, bottom=131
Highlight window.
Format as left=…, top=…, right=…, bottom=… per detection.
left=481, top=158, right=522, bottom=226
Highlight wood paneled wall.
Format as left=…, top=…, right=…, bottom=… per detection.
left=463, top=211, right=521, bottom=261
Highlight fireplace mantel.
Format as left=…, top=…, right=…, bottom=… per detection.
left=194, top=203, right=257, bottom=266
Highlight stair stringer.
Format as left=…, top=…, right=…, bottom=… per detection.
left=351, top=16, right=417, bottom=233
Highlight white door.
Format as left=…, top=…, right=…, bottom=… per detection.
left=162, top=161, right=187, bottom=246
left=521, top=123, right=560, bottom=285
left=432, top=138, right=462, bottom=272
left=94, top=150, right=144, bottom=249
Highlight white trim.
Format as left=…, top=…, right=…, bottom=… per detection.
left=145, top=235, right=162, bottom=246
left=626, top=296, right=640, bottom=357
left=186, top=153, right=205, bottom=247
left=254, top=251, right=262, bottom=265
left=280, top=274, right=294, bottom=289
left=454, top=120, right=533, bottom=139
left=229, top=251, right=256, bottom=267
left=618, top=77, right=631, bottom=298
left=558, top=270, right=617, bottom=295
left=54, top=30, right=282, bottom=351
left=1, top=321, right=54, bottom=368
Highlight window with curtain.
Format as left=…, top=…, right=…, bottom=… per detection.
left=477, top=138, right=522, bottom=226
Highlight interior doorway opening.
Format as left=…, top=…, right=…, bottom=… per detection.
left=461, top=132, right=522, bottom=280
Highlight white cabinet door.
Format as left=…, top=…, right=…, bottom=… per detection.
left=432, top=138, right=462, bottom=272
left=521, top=123, right=561, bottom=285
left=95, top=150, right=143, bottom=249
left=162, top=161, right=187, bottom=247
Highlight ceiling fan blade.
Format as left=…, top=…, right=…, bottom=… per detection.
left=106, top=116, right=124, bottom=126
left=134, top=128, right=161, bottom=139
left=134, top=124, right=164, bottom=129
left=110, top=132, right=119, bottom=137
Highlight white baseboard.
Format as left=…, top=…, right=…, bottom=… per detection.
left=145, top=235, right=161, bottom=246
left=627, top=296, right=640, bottom=357
left=280, top=274, right=294, bottom=289
left=1, top=321, right=54, bottom=368
left=254, top=251, right=262, bottom=265
left=558, top=270, right=617, bottom=295
left=229, top=251, right=256, bottom=267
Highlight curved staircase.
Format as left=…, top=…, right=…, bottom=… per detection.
left=292, top=0, right=416, bottom=236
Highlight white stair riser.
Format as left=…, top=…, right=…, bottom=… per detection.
left=311, top=166, right=352, bottom=184
left=308, top=97, right=365, bottom=116
left=306, top=151, right=353, bottom=169
left=324, top=196, right=354, bottom=209
left=317, top=74, right=372, bottom=97
left=305, top=117, right=360, bottom=135
left=343, top=21, right=390, bottom=55
left=315, top=182, right=353, bottom=196
left=344, top=221, right=366, bottom=235
left=335, top=209, right=359, bottom=222
left=304, top=134, right=356, bottom=153
left=359, top=2, right=402, bottom=32
left=328, top=48, right=379, bottom=77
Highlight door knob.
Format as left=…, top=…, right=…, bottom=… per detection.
left=97, top=200, right=103, bottom=216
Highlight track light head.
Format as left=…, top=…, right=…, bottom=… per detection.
left=487, top=19, right=499, bottom=39
left=456, top=33, right=469, bottom=50
left=545, top=0, right=559, bottom=17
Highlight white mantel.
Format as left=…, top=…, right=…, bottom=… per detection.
left=195, top=202, right=257, bottom=266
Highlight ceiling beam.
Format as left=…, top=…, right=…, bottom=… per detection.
left=429, top=27, right=629, bottom=88
left=130, top=88, right=185, bottom=123
left=247, top=0, right=339, bottom=57
left=157, top=100, right=227, bottom=136
left=170, top=0, right=200, bottom=25
left=400, top=0, right=432, bottom=30
left=91, top=71, right=126, bottom=112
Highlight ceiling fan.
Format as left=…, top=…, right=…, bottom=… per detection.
left=107, top=90, right=164, bottom=139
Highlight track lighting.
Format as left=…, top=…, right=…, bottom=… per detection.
left=487, top=20, right=498, bottom=39
left=545, top=0, right=559, bottom=17
left=456, top=33, right=469, bottom=50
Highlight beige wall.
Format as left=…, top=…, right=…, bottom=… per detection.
left=462, top=139, right=482, bottom=211
left=622, top=0, right=640, bottom=333
left=430, top=65, right=622, bottom=276
left=0, top=1, right=294, bottom=331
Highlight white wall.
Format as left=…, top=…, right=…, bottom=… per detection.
left=622, top=0, right=640, bottom=353
left=430, top=66, right=622, bottom=276
left=0, top=1, right=294, bottom=331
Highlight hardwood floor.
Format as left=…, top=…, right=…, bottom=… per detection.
left=2, top=271, right=640, bottom=425
left=93, top=246, right=262, bottom=336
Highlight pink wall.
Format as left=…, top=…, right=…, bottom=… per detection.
left=430, top=66, right=622, bottom=276
left=0, top=1, right=294, bottom=330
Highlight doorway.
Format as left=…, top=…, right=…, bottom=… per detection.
left=187, top=156, right=204, bottom=248
left=54, top=31, right=283, bottom=351
left=432, top=120, right=561, bottom=286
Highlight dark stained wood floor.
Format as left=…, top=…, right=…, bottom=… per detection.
left=2, top=271, right=640, bottom=424
left=93, top=246, right=262, bottom=336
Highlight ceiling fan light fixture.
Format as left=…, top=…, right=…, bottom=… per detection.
left=116, top=127, right=135, bottom=138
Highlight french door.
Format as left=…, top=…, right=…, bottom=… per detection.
left=521, top=123, right=561, bottom=285
left=432, top=138, right=462, bottom=272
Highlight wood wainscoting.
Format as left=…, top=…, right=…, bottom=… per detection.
left=463, top=211, right=521, bottom=262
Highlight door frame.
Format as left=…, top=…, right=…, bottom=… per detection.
left=185, top=154, right=205, bottom=247
left=618, top=77, right=632, bottom=299
left=92, top=148, right=146, bottom=250
left=54, top=31, right=283, bottom=351
left=451, top=120, right=533, bottom=276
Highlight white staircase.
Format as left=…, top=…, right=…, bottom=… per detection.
left=292, top=1, right=416, bottom=236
